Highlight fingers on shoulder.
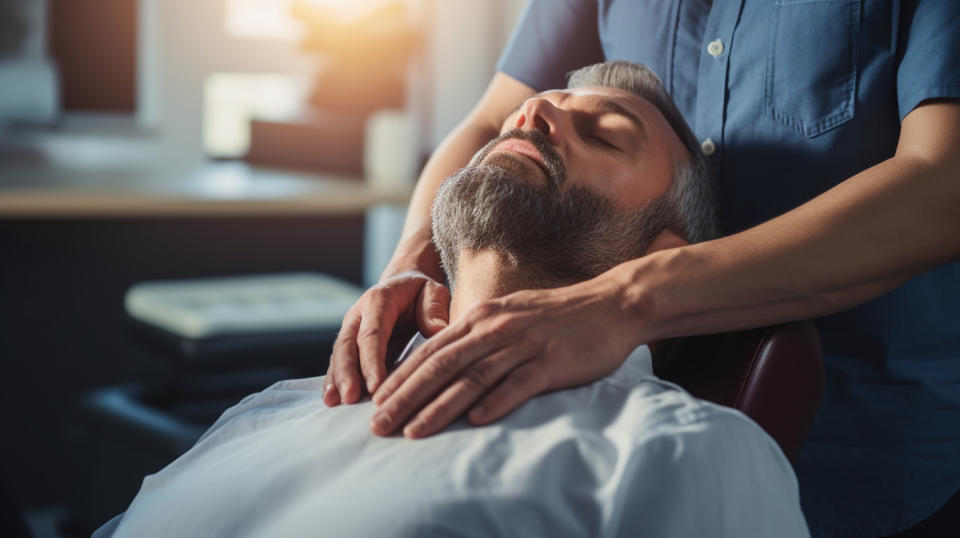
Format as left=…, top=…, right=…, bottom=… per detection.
left=329, top=310, right=365, bottom=404
left=468, top=360, right=548, bottom=425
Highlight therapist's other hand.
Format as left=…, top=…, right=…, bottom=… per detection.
left=369, top=278, right=641, bottom=438
left=324, top=271, right=450, bottom=407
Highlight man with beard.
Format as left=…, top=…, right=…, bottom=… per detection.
left=95, top=62, right=809, bottom=537
left=331, top=4, right=960, bottom=536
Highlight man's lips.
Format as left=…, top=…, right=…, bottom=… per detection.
left=487, top=138, right=550, bottom=177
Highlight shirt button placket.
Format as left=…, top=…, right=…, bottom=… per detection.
left=694, top=1, right=743, bottom=163
left=707, top=39, right=724, bottom=57
left=701, top=138, right=717, bottom=155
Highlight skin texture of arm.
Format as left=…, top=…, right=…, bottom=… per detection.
left=370, top=100, right=960, bottom=439
left=323, top=73, right=535, bottom=407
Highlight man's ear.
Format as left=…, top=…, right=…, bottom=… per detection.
left=647, top=229, right=689, bottom=254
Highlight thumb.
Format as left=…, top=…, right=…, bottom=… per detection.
left=416, top=280, right=451, bottom=337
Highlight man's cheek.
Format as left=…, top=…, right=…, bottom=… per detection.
left=501, top=112, right=520, bottom=133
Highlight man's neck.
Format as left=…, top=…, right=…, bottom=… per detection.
left=449, top=249, right=553, bottom=320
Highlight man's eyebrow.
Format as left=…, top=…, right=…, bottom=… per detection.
left=593, top=98, right=645, bottom=134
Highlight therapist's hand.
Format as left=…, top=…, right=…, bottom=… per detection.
left=369, top=276, right=644, bottom=438
left=324, top=271, right=450, bottom=406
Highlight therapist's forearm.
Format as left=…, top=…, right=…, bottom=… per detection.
left=618, top=148, right=960, bottom=343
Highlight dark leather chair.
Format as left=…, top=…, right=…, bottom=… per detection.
left=652, top=320, right=824, bottom=461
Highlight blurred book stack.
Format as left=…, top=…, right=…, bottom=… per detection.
left=245, top=110, right=367, bottom=176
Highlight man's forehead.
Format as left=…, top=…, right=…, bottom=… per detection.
left=538, top=86, right=649, bottom=112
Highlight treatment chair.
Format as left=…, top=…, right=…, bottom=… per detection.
left=652, top=320, right=824, bottom=461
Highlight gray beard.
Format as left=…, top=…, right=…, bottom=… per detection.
left=431, top=130, right=676, bottom=290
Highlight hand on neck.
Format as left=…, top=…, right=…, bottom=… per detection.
left=445, top=230, right=689, bottom=323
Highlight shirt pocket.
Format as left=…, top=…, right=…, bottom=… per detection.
left=764, top=0, right=861, bottom=138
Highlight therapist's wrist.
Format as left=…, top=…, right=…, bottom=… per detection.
left=608, top=249, right=682, bottom=345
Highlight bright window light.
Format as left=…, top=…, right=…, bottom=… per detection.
left=224, top=0, right=396, bottom=41
left=224, top=0, right=304, bottom=41
left=203, top=73, right=309, bottom=158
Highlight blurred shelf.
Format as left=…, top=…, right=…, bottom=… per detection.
left=0, top=162, right=411, bottom=218
left=0, top=124, right=412, bottom=218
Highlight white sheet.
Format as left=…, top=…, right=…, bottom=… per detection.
left=101, top=343, right=810, bottom=537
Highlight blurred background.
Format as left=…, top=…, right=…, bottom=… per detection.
left=0, top=0, right=528, bottom=536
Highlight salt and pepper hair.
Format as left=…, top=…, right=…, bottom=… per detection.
left=567, top=61, right=718, bottom=243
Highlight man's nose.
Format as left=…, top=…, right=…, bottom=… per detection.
left=511, top=97, right=569, bottom=146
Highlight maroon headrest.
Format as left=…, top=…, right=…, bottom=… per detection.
left=652, top=320, right=824, bottom=461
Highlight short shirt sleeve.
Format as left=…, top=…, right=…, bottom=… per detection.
left=896, top=0, right=960, bottom=121
left=496, top=0, right=605, bottom=92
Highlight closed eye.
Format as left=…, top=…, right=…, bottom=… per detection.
left=589, top=134, right=620, bottom=151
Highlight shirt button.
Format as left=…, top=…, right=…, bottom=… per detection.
left=701, top=138, right=716, bottom=156
left=707, top=39, right=724, bottom=57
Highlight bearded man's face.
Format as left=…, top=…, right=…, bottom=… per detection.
left=431, top=128, right=675, bottom=288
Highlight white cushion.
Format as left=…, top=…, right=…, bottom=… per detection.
left=124, top=273, right=362, bottom=340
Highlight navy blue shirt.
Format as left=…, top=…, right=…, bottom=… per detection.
left=498, top=1, right=960, bottom=536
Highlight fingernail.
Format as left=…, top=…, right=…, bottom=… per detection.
left=371, top=412, right=391, bottom=432
left=404, top=418, right=424, bottom=438
left=339, top=381, right=350, bottom=400
left=366, top=377, right=376, bottom=394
